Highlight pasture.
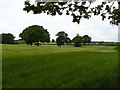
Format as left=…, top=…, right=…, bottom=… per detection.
left=2, top=44, right=118, bottom=88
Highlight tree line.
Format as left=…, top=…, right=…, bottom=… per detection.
left=0, top=25, right=91, bottom=47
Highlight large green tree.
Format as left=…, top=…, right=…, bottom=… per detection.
left=19, top=25, right=50, bottom=46
left=56, top=31, right=69, bottom=46
left=0, top=33, right=15, bottom=44
left=23, top=0, right=120, bottom=25
left=65, top=37, right=71, bottom=45
left=82, top=35, right=91, bottom=45
left=72, top=34, right=82, bottom=47
left=56, top=36, right=64, bottom=46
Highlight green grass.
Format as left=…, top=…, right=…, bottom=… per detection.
left=2, top=44, right=118, bottom=88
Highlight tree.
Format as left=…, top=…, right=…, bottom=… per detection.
left=82, top=35, right=91, bottom=45
left=56, top=31, right=69, bottom=46
left=65, top=37, right=71, bottom=45
left=23, top=0, right=120, bottom=25
left=0, top=33, right=15, bottom=44
left=44, top=29, right=50, bottom=43
left=19, top=25, right=50, bottom=46
left=56, top=31, right=68, bottom=38
left=56, top=36, right=64, bottom=47
left=52, top=39, right=55, bottom=42
left=72, top=34, right=82, bottom=47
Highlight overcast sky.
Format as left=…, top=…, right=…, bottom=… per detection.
left=0, top=0, right=118, bottom=42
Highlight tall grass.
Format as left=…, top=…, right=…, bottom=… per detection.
left=2, top=44, right=118, bottom=88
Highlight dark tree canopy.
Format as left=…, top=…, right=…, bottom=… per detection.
left=83, top=35, right=91, bottom=45
left=56, top=31, right=68, bottom=37
left=23, top=0, right=120, bottom=25
left=65, top=37, right=71, bottom=45
left=19, top=25, right=50, bottom=46
left=52, top=39, right=55, bottom=42
left=56, top=36, right=64, bottom=46
left=56, top=31, right=69, bottom=46
left=0, top=33, right=15, bottom=44
left=72, top=34, right=82, bottom=47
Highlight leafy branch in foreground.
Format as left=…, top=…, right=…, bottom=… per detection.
left=23, top=0, right=120, bottom=25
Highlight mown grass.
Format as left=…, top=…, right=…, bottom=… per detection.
left=2, top=44, right=118, bottom=88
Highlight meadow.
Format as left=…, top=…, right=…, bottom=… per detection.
left=2, top=44, right=119, bottom=88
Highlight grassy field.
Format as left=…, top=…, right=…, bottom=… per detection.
left=2, top=44, right=118, bottom=88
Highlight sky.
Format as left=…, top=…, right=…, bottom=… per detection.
left=0, top=0, right=119, bottom=42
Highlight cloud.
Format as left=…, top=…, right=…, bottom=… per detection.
left=0, top=0, right=118, bottom=42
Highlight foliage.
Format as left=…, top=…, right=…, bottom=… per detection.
left=51, top=39, right=55, bottom=42
left=56, top=31, right=68, bottom=37
left=65, top=37, right=71, bottom=45
left=23, top=1, right=120, bottom=25
left=14, top=40, right=25, bottom=44
left=0, top=33, right=15, bottom=44
left=56, top=36, right=64, bottom=46
left=19, top=25, right=50, bottom=46
left=56, top=31, right=70, bottom=46
left=83, top=35, right=91, bottom=45
left=72, top=34, right=82, bottom=47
